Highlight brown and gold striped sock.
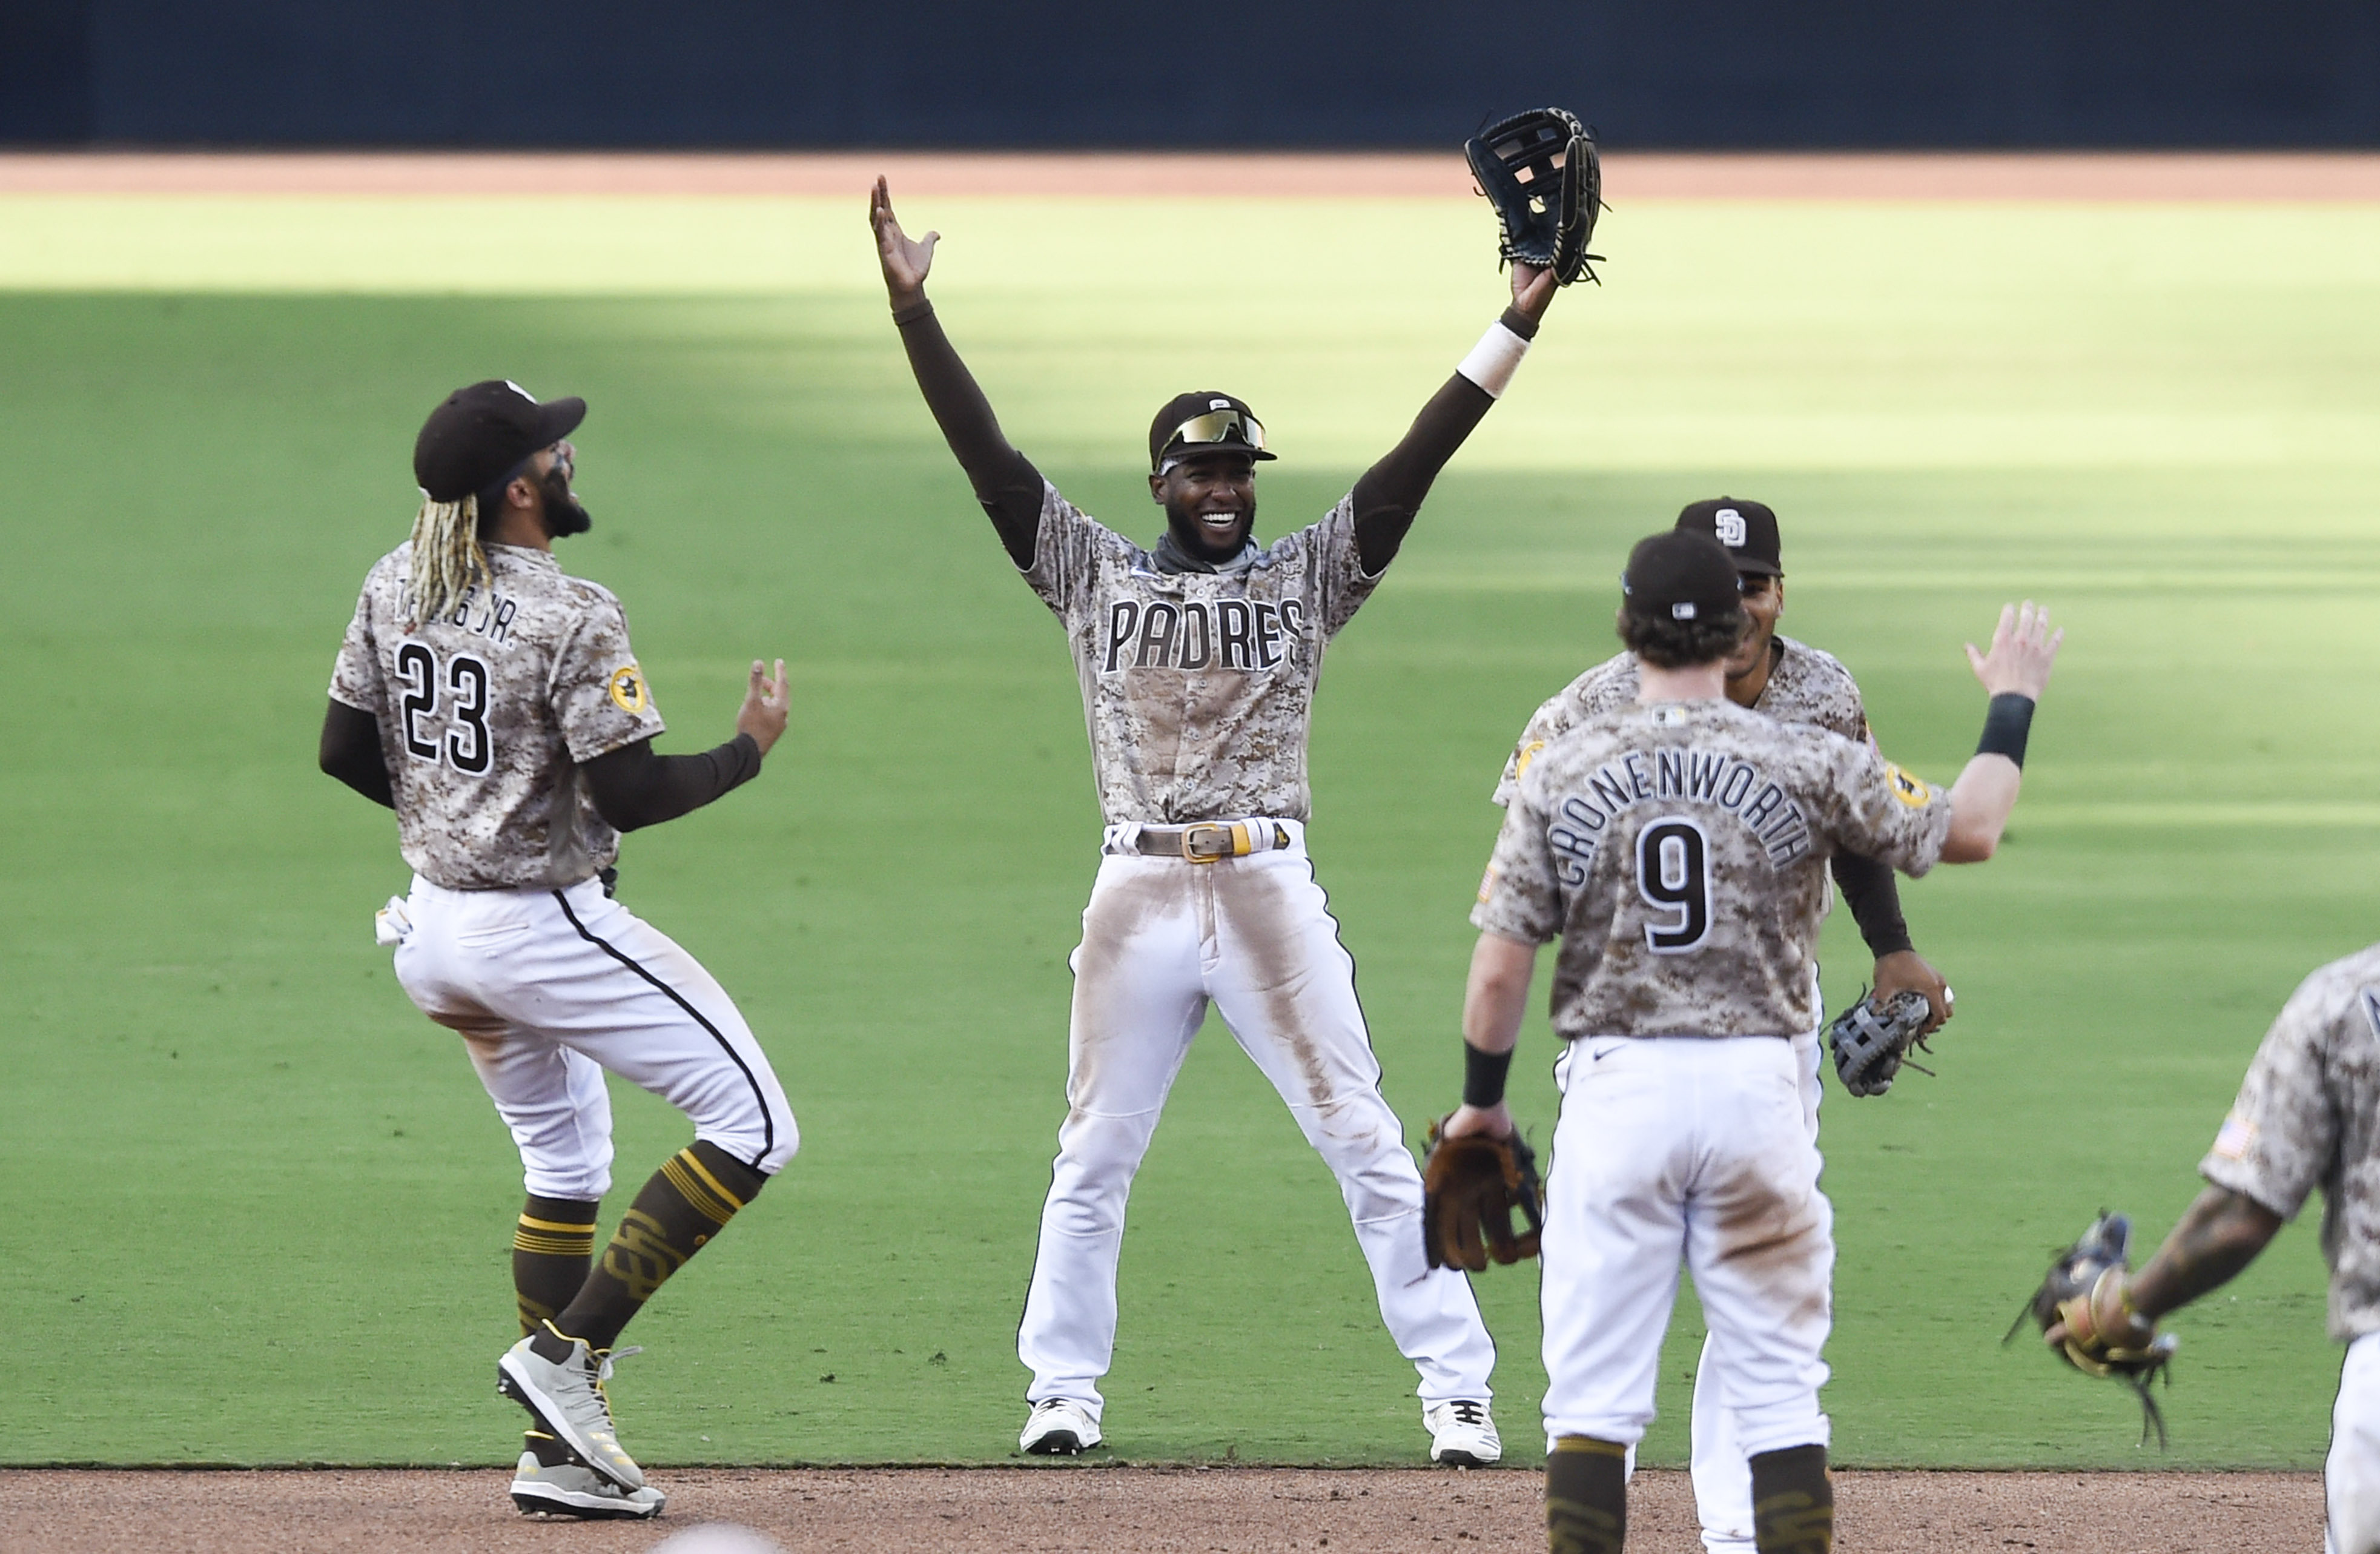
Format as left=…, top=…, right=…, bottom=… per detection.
left=1546, top=1435, right=1628, bottom=1554
left=513, top=1195, right=599, bottom=1339
left=512, top=1195, right=598, bottom=1466
left=550, top=1141, right=768, bottom=1352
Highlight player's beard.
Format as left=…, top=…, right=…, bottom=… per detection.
left=1162, top=495, right=1255, bottom=564
left=538, top=465, right=593, bottom=538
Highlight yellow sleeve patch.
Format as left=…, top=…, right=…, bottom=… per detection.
left=1883, top=761, right=1933, bottom=808
left=1510, top=739, right=1545, bottom=784
left=607, top=664, right=650, bottom=715
left=1478, top=865, right=1499, bottom=905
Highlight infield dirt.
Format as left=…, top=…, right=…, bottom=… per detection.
left=0, top=1466, right=2325, bottom=1552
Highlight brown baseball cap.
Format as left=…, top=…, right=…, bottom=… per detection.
left=1675, top=496, right=1782, bottom=577
left=414, top=380, right=586, bottom=503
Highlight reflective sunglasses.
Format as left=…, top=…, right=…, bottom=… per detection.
left=1161, top=408, right=1266, bottom=460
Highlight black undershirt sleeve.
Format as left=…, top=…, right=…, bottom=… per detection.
left=1348, top=306, right=1538, bottom=577
left=1831, top=849, right=1916, bottom=959
left=581, top=735, right=765, bottom=833
left=893, top=300, right=1044, bottom=569
left=319, top=698, right=395, bottom=809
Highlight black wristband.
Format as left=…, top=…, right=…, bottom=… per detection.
left=1975, top=693, right=2036, bottom=768
left=891, top=298, right=934, bottom=326
left=1462, top=1042, right=1515, bottom=1109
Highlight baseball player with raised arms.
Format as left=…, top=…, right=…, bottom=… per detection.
left=2041, top=946, right=2380, bottom=1553
left=1492, top=497, right=1949, bottom=1552
left=318, top=380, right=795, bottom=1519
left=1447, top=530, right=2060, bottom=1554
left=869, top=176, right=1561, bottom=1463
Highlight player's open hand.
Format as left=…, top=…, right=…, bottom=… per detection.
left=1510, top=260, right=1556, bottom=324
left=738, top=658, right=789, bottom=756
left=1965, top=601, right=2063, bottom=701
left=870, top=177, right=938, bottom=308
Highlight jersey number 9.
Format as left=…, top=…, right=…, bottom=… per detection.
left=1636, top=817, right=1711, bottom=954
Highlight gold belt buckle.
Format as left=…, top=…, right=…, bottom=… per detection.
left=1182, top=822, right=1237, bottom=862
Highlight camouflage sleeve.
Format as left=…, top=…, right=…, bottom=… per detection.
left=1811, top=735, right=1952, bottom=877
left=1468, top=781, right=1566, bottom=944
left=2200, top=971, right=2353, bottom=1219
left=552, top=597, right=669, bottom=764
left=328, top=581, right=385, bottom=713
left=1491, top=657, right=1634, bottom=807
left=1492, top=699, right=1567, bottom=809
left=1019, top=483, right=1103, bottom=620
left=1303, top=496, right=1384, bottom=640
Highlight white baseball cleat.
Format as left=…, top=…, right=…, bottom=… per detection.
left=509, top=1451, right=667, bottom=1519
left=498, top=1329, right=646, bottom=1490
left=1425, top=1399, right=1502, bottom=1467
left=1019, top=1397, right=1103, bottom=1455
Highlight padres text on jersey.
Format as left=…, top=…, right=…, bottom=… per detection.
left=1025, top=483, right=1377, bottom=825
left=1473, top=700, right=1950, bottom=1040
left=329, top=541, right=666, bottom=890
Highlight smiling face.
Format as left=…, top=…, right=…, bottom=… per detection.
left=1723, top=572, right=1783, bottom=680
left=1149, top=450, right=1258, bottom=561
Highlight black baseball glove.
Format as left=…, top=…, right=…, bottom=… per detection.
left=2005, top=1210, right=2179, bottom=1446
left=1420, top=1116, right=1544, bottom=1272
left=1826, top=987, right=1936, bottom=1097
left=1464, top=108, right=1603, bottom=285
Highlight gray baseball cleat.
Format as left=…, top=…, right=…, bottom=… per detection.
left=498, top=1328, right=645, bottom=1490
left=1019, top=1397, right=1103, bottom=1455
left=509, top=1450, right=667, bottom=1519
left=1424, top=1398, right=1502, bottom=1467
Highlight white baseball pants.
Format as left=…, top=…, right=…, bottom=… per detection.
left=1017, top=825, right=1497, bottom=1415
left=1688, top=1025, right=1826, bottom=1549
left=391, top=875, right=796, bottom=1198
left=2330, top=1334, right=2380, bottom=1554
left=1541, top=1035, right=1833, bottom=1460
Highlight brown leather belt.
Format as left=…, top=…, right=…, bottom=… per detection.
left=1134, top=821, right=1292, bottom=862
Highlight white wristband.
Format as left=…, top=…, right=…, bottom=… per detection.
left=1456, top=320, right=1532, bottom=399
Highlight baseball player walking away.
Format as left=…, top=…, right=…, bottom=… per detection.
left=1446, top=529, right=2060, bottom=1554
left=2040, top=948, right=2380, bottom=1554
left=1492, top=497, right=1949, bottom=1552
left=869, top=176, right=1559, bottom=1463
left=319, top=381, right=796, bottom=1519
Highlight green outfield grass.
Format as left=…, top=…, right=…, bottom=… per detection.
left=2, top=190, right=2376, bottom=1469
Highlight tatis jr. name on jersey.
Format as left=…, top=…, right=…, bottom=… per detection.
left=1544, top=746, right=1814, bottom=881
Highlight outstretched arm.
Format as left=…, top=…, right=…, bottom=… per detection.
left=1940, top=603, right=2064, bottom=862
left=871, top=178, right=1043, bottom=569
left=2127, top=1185, right=2286, bottom=1321
left=1349, top=263, right=1558, bottom=575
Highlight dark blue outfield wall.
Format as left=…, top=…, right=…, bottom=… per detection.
left=5, top=0, right=2378, bottom=150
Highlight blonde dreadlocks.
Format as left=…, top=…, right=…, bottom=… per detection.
left=406, top=492, right=491, bottom=628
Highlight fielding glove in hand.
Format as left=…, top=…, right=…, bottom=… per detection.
left=1421, top=1114, right=1545, bottom=1272
left=2006, top=1211, right=2179, bottom=1446
left=1827, top=987, right=1936, bottom=1097
left=1465, top=108, right=1603, bottom=285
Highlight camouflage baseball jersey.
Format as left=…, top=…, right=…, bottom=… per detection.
left=1492, top=636, right=1869, bottom=807
left=1022, top=483, right=1378, bottom=825
left=328, top=541, right=667, bottom=891
left=2200, top=942, right=2380, bottom=1339
left=1471, top=699, right=1950, bottom=1040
